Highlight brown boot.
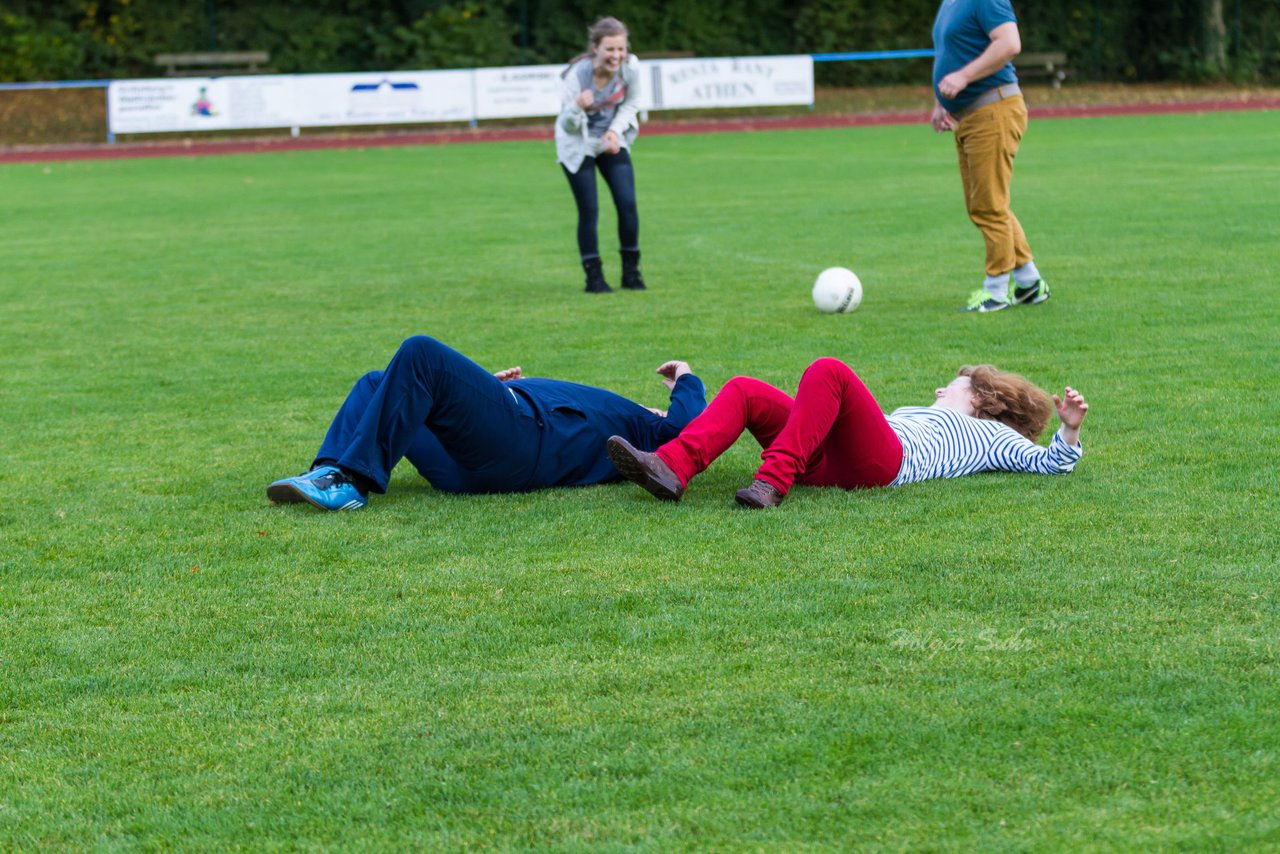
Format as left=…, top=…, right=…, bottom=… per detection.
left=606, top=435, right=684, bottom=501
left=735, top=479, right=784, bottom=509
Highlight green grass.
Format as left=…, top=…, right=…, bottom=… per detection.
left=2, top=109, right=1279, bottom=850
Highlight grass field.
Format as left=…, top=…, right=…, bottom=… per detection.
left=2, top=109, right=1278, bottom=850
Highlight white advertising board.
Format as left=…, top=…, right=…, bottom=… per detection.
left=106, top=56, right=814, bottom=135
left=649, top=56, right=814, bottom=110
left=473, top=62, right=658, bottom=119
left=473, top=64, right=563, bottom=120
left=292, top=70, right=473, bottom=127
left=108, top=76, right=296, bottom=134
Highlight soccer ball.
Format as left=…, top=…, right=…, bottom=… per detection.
left=812, top=267, right=863, bottom=314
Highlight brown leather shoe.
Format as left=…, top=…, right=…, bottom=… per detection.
left=606, top=435, right=684, bottom=501
left=735, top=479, right=784, bottom=509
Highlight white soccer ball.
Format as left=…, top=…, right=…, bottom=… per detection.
left=812, top=267, right=863, bottom=314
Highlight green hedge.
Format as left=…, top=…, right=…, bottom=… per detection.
left=2, top=0, right=1276, bottom=83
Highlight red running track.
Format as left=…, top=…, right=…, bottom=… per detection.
left=2, top=98, right=1276, bottom=165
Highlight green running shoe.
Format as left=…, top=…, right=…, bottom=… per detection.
left=960, top=288, right=1012, bottom=313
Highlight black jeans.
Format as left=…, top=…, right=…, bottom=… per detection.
left=562, top=148, right=639, bottom=261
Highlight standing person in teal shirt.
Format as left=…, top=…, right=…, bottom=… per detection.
left=931, top=0, right=1051, bottom=313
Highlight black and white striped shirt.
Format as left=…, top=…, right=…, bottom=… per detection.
left=886, top=406, right=1082, bottom=487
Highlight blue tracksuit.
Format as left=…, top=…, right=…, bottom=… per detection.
left=313, top=335, right=707, bottom=494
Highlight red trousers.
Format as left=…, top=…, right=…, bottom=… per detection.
left=657, top=358, right=904, bottom=495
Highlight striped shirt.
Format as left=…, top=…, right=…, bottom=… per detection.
left=886, top=406, right=1082, bottom=487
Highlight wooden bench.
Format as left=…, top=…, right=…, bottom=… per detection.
left=154, top=51, right=272, bottom=77
left=1017, top=52, right=1069, bottom=88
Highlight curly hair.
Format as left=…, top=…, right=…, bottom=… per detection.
left=957, top=364, right=1053, bottom=441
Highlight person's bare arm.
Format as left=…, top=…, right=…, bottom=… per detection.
left=1053, top=387, right=1088, bottom=446
left=937, top=22, right=1021, bottom=99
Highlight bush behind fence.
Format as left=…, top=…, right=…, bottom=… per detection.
left=2, top=0, right=1277, bottom=85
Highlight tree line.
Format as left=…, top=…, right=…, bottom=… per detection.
left=2, top=0, right=1275, bottom=84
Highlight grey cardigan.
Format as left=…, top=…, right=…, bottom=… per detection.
left=555, top=54, right=643, bottom=173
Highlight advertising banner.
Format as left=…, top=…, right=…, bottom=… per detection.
left=292, top=70, right=473, bottom=127
left=473, top=64, right=563, bottom=120
left=106, top=56, right=814, bottom=135
left=108, top=77, right=296, bottom=134
left=649, top=56, right=814, bottom=110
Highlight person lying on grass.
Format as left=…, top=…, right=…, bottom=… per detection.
left=268, top=335, right=705, bottom=511
left=606, top=358, right=1088, bottom=508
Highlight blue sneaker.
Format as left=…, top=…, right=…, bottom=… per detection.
left=267, top=465, right=338, bottom=504
left=267, top=465, right=368, bottom=511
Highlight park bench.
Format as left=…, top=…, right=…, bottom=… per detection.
left=154, top=51, right=272, bottom=77
left=1017, top=52, right=1069, bottom=88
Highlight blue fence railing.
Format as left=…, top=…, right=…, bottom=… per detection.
left=0, top=79, right=112, bottom=90
left=811, top=49, right=935, bottom=62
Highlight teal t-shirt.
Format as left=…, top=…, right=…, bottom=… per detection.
left=932, top=0, right=1019, bottom=113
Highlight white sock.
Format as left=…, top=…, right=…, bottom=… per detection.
left=1012, top=261, right=1042, bottom=286
left=983, top=273, right=1010, bottom=301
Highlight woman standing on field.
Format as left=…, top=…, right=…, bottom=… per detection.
left=556, top=16, right=646, bottom=294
